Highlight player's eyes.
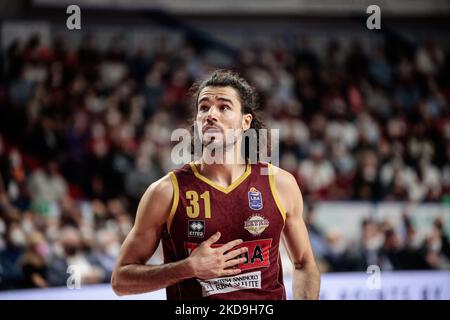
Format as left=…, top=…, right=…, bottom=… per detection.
left=199, top=105, right=209, bottom=111
left=220, top=105, right=231, bottom=111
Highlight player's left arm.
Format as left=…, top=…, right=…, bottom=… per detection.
left=272, top=166, right=321, bottom=300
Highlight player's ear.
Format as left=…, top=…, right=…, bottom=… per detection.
left=242, top=113, right=252, bottom=131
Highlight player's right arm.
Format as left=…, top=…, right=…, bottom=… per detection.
left=111, top=174, right=248, bottom=296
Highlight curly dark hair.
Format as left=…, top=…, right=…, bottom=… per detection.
left=188, top=69, right=271, bottom=161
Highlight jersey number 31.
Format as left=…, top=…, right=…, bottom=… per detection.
left=186, top=190, right=211, bottom=219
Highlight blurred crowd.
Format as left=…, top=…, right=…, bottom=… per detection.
left=304, top=205, right=450, bottom=273
left=1, top=30, right=450, bottom=289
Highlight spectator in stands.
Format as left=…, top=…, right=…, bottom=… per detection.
left=359, top=218, right=384, bottom=269
left=28, top=161, right=67, bottom=206
left=1, top=32, right=450, bottom=290
left=94, top=228, right=121, bottom=281
left=46, top=227, right=105, bottom=287
left=422, top=218, right=450, bottom=269
left=303, top=204, right=332, bottom=272
left=299, top=141, right=335, bottom=200
left=20, top=231, right=49, bottom=288
left=0, top=223, right=26, bottom=289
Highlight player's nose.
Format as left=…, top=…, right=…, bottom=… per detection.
left=206, top=105, right=220, bottom=122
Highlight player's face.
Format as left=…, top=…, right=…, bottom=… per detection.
left=196, top=86, right=252, bottom=147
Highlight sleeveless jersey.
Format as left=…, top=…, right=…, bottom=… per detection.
left=161, top=161, right=286, bottom=300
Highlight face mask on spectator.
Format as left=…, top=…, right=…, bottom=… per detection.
left=21, top=219, right=34, bottom=235
left=46, top=226, right=59, bottom=242
left=36, top=242, right=51, bottom=259
left=8, top=182, right=19, bottom=200
left=9, top=151, right=22, bottom=167
left=337, top=157, right=353, bottom=173
left=364, top=235, right=384, bottom=251
left=330, top=241, right=347, bottom=255
left=10, top=228, right=26, bottom=247
left=119, top=222, right=132, bottom=235
left=430, top=239, right=442, bottom=253
left=0, top=219, right=6, bottom=236
left=106, top=243, right=120, bottom=257
left=64, top=245, right=78, bottom=256
left=52, top=243, right=64, bottom=257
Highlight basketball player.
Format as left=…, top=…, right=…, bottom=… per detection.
left=111, top=70, right=320, bottom=299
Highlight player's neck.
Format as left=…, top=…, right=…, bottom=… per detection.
left=198, top=153, right=248, bottom=188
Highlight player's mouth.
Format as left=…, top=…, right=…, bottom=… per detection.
left=202, top=124, right=222, bottom=134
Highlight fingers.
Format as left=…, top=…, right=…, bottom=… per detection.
left=223, top=247, right=248, bottom=261
left=223, top=256, right=247, bottom=269
left=221, top=268, right=242, bottom=277
left=219, top=238, right=243, bottom=254
left=203, top=232, right=221, bottom=246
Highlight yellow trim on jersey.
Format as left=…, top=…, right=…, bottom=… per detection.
left=189, top=161, right=252, bottom=194
left=268, top=163, right=286, bottom=223
left=167, top=172, right=180, bottom=234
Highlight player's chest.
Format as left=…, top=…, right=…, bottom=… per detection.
left=173, top=185, right=282, bottom=242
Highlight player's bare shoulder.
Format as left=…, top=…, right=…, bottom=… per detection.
left=269, top=164, right=302, bottom=216
left=270, top=165, right=299, bottom=192
left=134, top=173, right=175, bottom=227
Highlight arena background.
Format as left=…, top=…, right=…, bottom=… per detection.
left=1, top=0, right=450, bottom=300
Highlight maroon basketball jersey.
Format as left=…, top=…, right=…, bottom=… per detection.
left=161, top=161, right=286, bottom=300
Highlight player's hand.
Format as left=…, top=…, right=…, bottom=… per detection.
left=187, top=232, right=248, bottom=279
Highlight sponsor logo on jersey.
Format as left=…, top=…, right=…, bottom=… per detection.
left=244, top=214, right=269, bottom=235
left=185, top=238, right=272, bottom=272
left=188, top=220, right=205, bottom=238
left=197, top=271, right=262, bottom=297
left=248, top=187, right=263, bottom=210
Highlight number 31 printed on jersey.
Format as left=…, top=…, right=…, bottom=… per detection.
left=186, top=191, right=211, bottom=219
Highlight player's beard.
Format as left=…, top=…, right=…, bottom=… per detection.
left=201, top=129, right=241, bottom=164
